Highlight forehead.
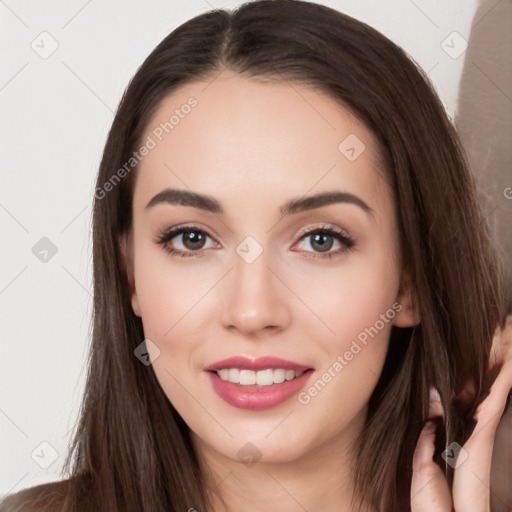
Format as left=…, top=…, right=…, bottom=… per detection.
left=134, top=71, right=390, bottom=213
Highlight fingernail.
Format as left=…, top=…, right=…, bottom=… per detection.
left=429, top=386, right=441, bottom=402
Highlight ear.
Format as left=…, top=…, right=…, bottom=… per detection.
left=118, top=233, right=141, bottom=317
left=392, top=268, right=421, bottom=327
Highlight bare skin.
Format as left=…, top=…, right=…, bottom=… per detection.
left=411, top=316, right=512, bottom=511
left=121, top=70, right=510, bottom=511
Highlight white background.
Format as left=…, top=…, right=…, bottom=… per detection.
left=0, top=0, right=483, bottom=495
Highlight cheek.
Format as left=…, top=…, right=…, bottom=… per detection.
left=303, top=245, right=400, bottom=353
left=294, top=241, right=400, bottom=416
left=132, top=244, right=224, bottom=413
left=132, top=252, right=211, bottom=405
left=133, top=241, right=215, bottom=340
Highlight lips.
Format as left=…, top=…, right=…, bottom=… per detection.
left=204, top=356, right=315, bottom=410
left=204, top=356, right=313, bottom=372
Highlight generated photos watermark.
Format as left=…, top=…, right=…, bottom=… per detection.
left=298, top=301, right=403, bottom=405
left=95, top=96, right=198, bottom=200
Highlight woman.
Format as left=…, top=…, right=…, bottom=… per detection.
left=2, top=1, right=510, bottom=510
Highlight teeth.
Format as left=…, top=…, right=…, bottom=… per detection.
left=285, top=370, right=295, bottom=381
left=228, top=368, right=239, bottom=382
left=239, top=369, right=256, bottom=385
left=255, top=369, right=274, bottom=386
left=216, top=368, right=305, bottom=386
left=273, top=369, right=285, bottom=384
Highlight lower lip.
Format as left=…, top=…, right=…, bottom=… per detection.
left=206, top=370, right=314, bottom=410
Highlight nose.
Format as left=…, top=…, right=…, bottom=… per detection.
left=220, top=247, right=291, bottom=337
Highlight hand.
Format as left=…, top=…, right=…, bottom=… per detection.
left=410, top=315, right=512, bottom=511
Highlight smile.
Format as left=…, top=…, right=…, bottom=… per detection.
left=216, top=368, right=304, bottom=386
left=204, top=356, right=315, bottom=410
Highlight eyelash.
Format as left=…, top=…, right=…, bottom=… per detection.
left=155, top=224, right=356, bottom=260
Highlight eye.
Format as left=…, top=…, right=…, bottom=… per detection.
left=155, top=224, right=217, bottom=258
left=293, top=225, right=356, bottom=260
left=155, top=223, right=356, bottom=260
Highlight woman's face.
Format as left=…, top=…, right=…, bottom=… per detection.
left=123, top=71, right=419, bottom=466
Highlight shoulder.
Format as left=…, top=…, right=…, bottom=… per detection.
left=0, top=478, right=71, bottom=512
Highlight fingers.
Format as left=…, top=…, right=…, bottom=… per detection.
left=409, top=375, right=510, bottom=512
left=411, top=387, right=451, bottom=511
left=488, top=324, right=502, bottom=369
left=452, top=358, right=512, bottom=510
left=474, top=361, right=512, bottom=437
left=410, top=316, right=512, bottom=512
left=489, top=313, right=512, bottom=369
left=429, top=386, right=444, bottom=419
left=411, top=419, right=452, bottom=512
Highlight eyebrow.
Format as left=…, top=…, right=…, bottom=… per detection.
left=145, top=188, right=373, bottom=218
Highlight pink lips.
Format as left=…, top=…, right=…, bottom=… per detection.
left=204, top=356, right=314, bottom=411
left=204, top=355, right=312, bottom=372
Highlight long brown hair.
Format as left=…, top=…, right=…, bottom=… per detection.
left=2, top=1, right=506, bottom=510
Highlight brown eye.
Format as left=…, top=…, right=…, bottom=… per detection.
left=156, top=225, right=216, bottom=258
left=180, top=230, right=207, bottom=250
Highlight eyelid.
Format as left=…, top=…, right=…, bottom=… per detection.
left=154, top=223, right=219, bottom=252
left=291, top=223, right=356, bottom=259
left=155, top=222, right=356, bottom=259
left=294, top=223, right=351, bottom=241
left=155, top=222, right=220, bottom=243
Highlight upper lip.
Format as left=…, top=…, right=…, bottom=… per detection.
left=204, top=356, right=314, bottom=372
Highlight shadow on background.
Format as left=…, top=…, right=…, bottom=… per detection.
left=456, top=0, right=512, bottom=509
